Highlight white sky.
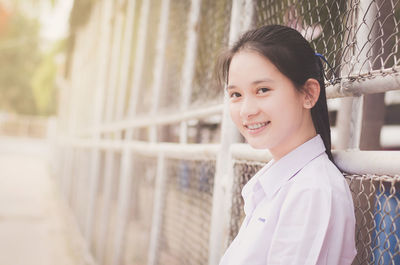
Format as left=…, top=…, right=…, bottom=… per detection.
left=38, top=0, right=74, bottom=43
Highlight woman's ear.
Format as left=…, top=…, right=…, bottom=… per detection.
left=303, top=78, right=320, bottom=109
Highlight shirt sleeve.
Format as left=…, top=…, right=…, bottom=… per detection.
left=267, top=187, right=334, bottom=265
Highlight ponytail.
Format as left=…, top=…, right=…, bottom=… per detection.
left=312, top=56, right=333, bottom=161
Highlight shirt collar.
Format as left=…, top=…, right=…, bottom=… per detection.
left=241, top=159, right=273, bottom=199
left=242, top=134, right=326, bottom=200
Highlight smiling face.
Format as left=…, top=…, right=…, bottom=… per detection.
left=227, top=50, right=317, bottom=160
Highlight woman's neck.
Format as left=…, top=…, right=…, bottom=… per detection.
left=270, top=129, right=317, bottom=161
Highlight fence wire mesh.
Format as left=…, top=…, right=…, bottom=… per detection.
left=70, top=148, right=92, bottom=231
left=88, top=151, right=122, bottom=264
left=191, top=0, right=232, bottom=106
left=229, top=161, right=264, bottom=244
left=91, top=150, right=107, bottom=257
left=232, top=160, right=400, bottom=265
left=346, top=174, right=400, bottom=265
left=136, top=0, right=162, bottom=115
left=122, top=0, right=143, bottom=118
left=254, top=0, right=400, bottom=85
left=100, top=152, right=122, bottom=265
left=123, top=155, right=157, bottom=265
left=157, top=159, right=215, bottom=265
left=67, top=148, right=79, bottom=221
left=160, top=0, right=191, bottom=111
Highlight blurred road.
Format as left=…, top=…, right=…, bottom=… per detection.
left=0, top=137, right=88, bottom=265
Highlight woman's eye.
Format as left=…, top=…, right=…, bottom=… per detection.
left=230, top=92, right=241, bottom=98
left=257, top=87, right=270, bottom=94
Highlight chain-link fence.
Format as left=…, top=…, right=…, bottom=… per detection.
left=97, top=152, right=122, bottom=265
left=57, top=0, right=400, bottom=265
left=157, top=159, right=215, bottom=265
left=136, top=0, right=162, bottom=115
left=346, top=174, right=400, bottom=265
left=191, top=0, right=232, bottom=106
left=255, top=0, right=400, bottom=84
left=160, top=0, right=191, bottom=111
left=123, top=155, right=157, bottom=265
left=229, top=160, right=264, bottom=244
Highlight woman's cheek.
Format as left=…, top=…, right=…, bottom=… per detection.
left=229, top=104, right=240, bottom=125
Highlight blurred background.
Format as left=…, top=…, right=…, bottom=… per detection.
left=0, top=0, right=400, bottom=265
left=0, top=0, right=70, bottom=137
left=0, top=2, right=81, bottom=265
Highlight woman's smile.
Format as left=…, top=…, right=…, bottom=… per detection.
left=243, top=121, right=271, bottom=135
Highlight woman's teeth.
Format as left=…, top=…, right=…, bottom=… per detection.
left=246, top=122, right=269, bottom=130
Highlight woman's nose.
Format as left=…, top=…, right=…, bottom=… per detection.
left=240, top=97, right=259, bottom=119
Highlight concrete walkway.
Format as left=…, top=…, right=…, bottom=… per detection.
left=0, top=137, right=89, bottom=265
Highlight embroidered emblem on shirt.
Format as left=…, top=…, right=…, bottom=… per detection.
left=258, top=217, right=266, bottom=223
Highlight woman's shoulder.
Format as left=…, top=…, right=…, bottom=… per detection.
left=289, top=153, right=349, bottom=194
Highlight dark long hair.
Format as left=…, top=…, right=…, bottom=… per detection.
left=218, top=25, right=333, bottom=161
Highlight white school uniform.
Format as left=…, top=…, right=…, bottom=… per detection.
left=219, top=135, right=357, bottom=265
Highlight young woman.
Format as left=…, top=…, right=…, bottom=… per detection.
left=217, top=25, right=357, bottom=265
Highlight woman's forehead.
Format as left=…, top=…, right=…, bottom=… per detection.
left=228, top=51, right=283, bottom=85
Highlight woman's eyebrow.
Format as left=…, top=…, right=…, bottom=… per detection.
left=226, top=78, right=273, bottom=91
left=252, top=78, right=273, bottom=85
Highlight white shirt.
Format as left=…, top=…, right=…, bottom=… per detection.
left=219, top=135, right=357, bottom=265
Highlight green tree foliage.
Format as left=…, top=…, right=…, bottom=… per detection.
left=0, top=11, right=41, bottom=115
left=31, top=40, right=65, bottom=116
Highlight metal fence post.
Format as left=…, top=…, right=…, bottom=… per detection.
left=62, top=9, right=89, bottom=208
left=96, top=0, right=138, bottom=261
left=60, top=36, right=79, bottom=199
left=335, top=0, right=368, bottom=150
left=114, top=0, right=138, bottom=122
left=149, top=0, right=171, bottom=143
left=111, top=1, right=151, bottom=264
left=73, top=4, right=101, bottom=233
left=359, top=0, right=395, bottom=150
left=104, top=0, right=125, bottom=124
left=84, top=0, right=114, bottom=245
left=179, top=0, right=202, bottom=144
left=94, top=0, right=126, bottom=261
left=348, top=96, right=364, bottom=149
left=147, top=153, right=167, bottom=265
left=208, top=0, right=252, bottom=264
left=349, top=0, right=380, bottom=149
left=126, top=0, right=151, bottom=117
left=111, top=148, right=134, bottom=265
